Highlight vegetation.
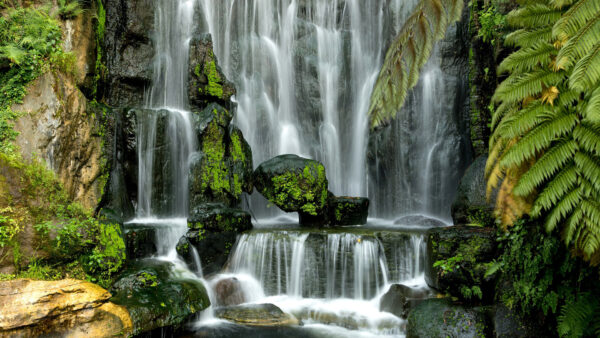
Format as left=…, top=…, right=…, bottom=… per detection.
left=486, top=0, right=600, bottom=263
left=368, top=0, right=464, bottom=128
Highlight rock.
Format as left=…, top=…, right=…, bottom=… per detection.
left=123, top=224, right=157, bottom=259
left=61, top=7, right=97, bottom=94
left=12, top=72, right=107, bottom=211
left=492, top=303, right=546, bottom=338
left=328, top=196, right=369, bottom=225
left=177, top=203, right=252, bottom=274
left=215, top=303, right=299, bottom=327
left=188, top=34, right=236, bottom=111
left=214, top=277, right=246, bottom=307
left=425, top=226, right=497, bottom=302
left=110, top=259, right=210, bottom=335
left=379, top=284, right=432, bottom=319
left=189, top=104, right=253, bottom=209
left=0, top=279, right=132, bottom=337
left=394, top=215, right=448, bottom=228
left=254, top=154, right=329, bottom=224
left=406, top=299, right=490, bottom=338
left=451, top=155, right=495, bottom=226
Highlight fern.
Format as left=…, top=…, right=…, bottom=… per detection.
left=368, top=0, right=464, bottom=128
left=557, top=293, right=600, bottom=337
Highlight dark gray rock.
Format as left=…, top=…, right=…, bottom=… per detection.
left=215, top=303, right=299, bottom=326
left=123, top=224, right=157, bottom=259
left=425, top=226, right=497, bottom=302
left=394, top=214, right=447, bottom=228
left=451, top=154, right=495, bottom=226
left=110, top=259, right=210, bottom=335
left=406, top=299, right=491, bottom=338
left=328, top=196, right=369, bottom=225
left=379, top=284, right=432, bottom=319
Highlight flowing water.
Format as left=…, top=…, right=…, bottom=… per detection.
left=125, top=0, right=467, bottom=336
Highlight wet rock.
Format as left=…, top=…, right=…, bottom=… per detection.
left=215, top=303, right=299, bottom=326
left=189, top=104, right=253, bottom=209
left=394, top=215, right=447, bottom=228
left=328, top=196, right=369, bottom=225
left=254, top=154, right=329, bottom=225
left=123, top=224, right=157, bottom=259
left=214, top=277, right=246, bottom=307
left=492, top=303, right=546, bottom=338
left=188, top=34, right=236, bottom=111
left=451, top=154, right=495, bottom=226
left=379, top=284, right=432, bottom=319
left=425, top=226, right=497, bottom=302
left=0, top=279, right=132, bottom=337
left=110, top=259, right=210, bottom=335
left=177, top=203, right=252, bottom=275
left=406, top=299, right=491, bottom=338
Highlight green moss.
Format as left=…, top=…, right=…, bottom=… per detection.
left=195, top=50, right=224, bottom=98
left=201, top=116, right=230, bottom=195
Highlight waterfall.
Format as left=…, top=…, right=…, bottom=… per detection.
left=227, top=231, right=425, bottom=300
left=135, top=0, right=197, bottom=219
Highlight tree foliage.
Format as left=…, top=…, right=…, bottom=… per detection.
left=487, top=0, right=600, bottom=263
left=367, top=0, right=464, bottom=128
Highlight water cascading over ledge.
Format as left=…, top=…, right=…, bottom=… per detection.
left=198, top=0, right=471, bottom=220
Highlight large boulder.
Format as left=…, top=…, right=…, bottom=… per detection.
left=379, top=284, right=433, bottom=319
left=328, top=196, right=369, bottom=225
left=215, top=303, right=299, bottom=327
left=188, top=34, right=236, bottom=111
left=0, top=279, right=132, bottom=337
left=406, top=299, right=491, bottom=338
left=110, top=259, right=210, bottom=335
left=451, top=155, right=495, bottom=226
left=214, top=277, right=247, bottom=307
left=189, top=104, right=253, bottom=209
left=425, top=226, right=497, bottom=302
left=177, top=203, right=252, bottom=275
left=123, top=223, right=157, bottom=259
left=254, top=154, right=329, bottom=224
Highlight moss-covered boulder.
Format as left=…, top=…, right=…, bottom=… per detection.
left=189, top=104, right=253, bottom=209
left=254, top=154, right=329, bottom=224
left=406, top=299, right=490, bottom=338
left=188, top=34, right=235, bottom=111
left=110, top=259, right=210, bottom=335
left=177, top=203, right=252, bottom=275
left=328, top=196, right=369, bottom=225
left=425, top=226, right=497, bottom=302
left=215, top=303, right=300, bottom=327
left=123, top=223, right=157, bottom=259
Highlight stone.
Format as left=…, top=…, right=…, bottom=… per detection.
left=110, top=259, right=210, bottom=335
left=328, top=196, right=369, bottom=225
left=254, top=154, right=329, bottom=224
left=177, top=203, right=252, bottom=275
left=188, top=34, right=236, bottom=111
left=425, top=226, right=497, bottom=302
left=451, top=154, right=495, bottom=226
left=189, top=104, right=253, bottom=209
left=214, top=277, right=246, bottom=307
left=379, top=284, right=432, bottom=319
left=215, top=303, right=299, bottom=327
left=0, top=279, right=132, bottom=337
left=123, top=224, right=158, bottom=259
left=406, top=299, right=491, bottom=338
left=394, top=214, right=448, bottom=228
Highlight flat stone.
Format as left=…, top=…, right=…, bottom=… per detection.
left=215, top=303, right=299, bottom=327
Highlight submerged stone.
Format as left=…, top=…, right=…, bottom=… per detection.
left=215, top=303, right=299, bottom=327
left=379, top=284, right=433, bottom=319
left=254, top=154, right=329, bottom=223
left=177, top=203, right=252, bottom=275
left=110, top=259, right=210, bottom=335
left=406, top=299, right=490, bottom=338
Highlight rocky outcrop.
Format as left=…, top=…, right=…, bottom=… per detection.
left=189, top=104, right=253, bottom=209
left=425, top=226, right=497, bottom=302
left=215, top=303, right=299, bottom=327
left=0, top=279, right=132, bottom=337
left=379, top=284, right=433, bottom=319
left=177, top=203, right=252, bottom=275
left=123, top=223, right=158, bottom=259
left=188, top=35, right=236, bottom=111
left=12, top=72, right=107, bottom=211
left=328, top=196, right=369, bottom=226
left=110, top=259, right=210, bottom=335
left=451, top=154, right=495, bottom=225
left=406, top=299, right=490, bottom=338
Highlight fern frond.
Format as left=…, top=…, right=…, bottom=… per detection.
left=498, top=42, right=556, bottom=74
left=554, top=0, right=600, bottom=41
left=574, top=151, right=600, bottom=192
left=545, top=186, right=581, bottom=232
left=585, top=86, right=600, bottom=121
left=493, top=70, right=566, bottom=104
left=551, top=0, right=579, bottom=9
left=505, top=27, right=554, bottom=48
left=513, top=139, right=578, bottom=196
left=0, top=43, right=27, bottom=64
left=555, top=13, right=600, bottom=70
left=507, top=4, right=563, bottom=28
left=574, top=123, right=600, bottom=155
left=557, top=293, right=598, bottom=338
left=491, top=101, right=518, bottom=131
left=570, top=41, right=600, bottom=91
left=495, top=164, right=534, bottom=228
left=532, top=162, right=578, bottom=216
